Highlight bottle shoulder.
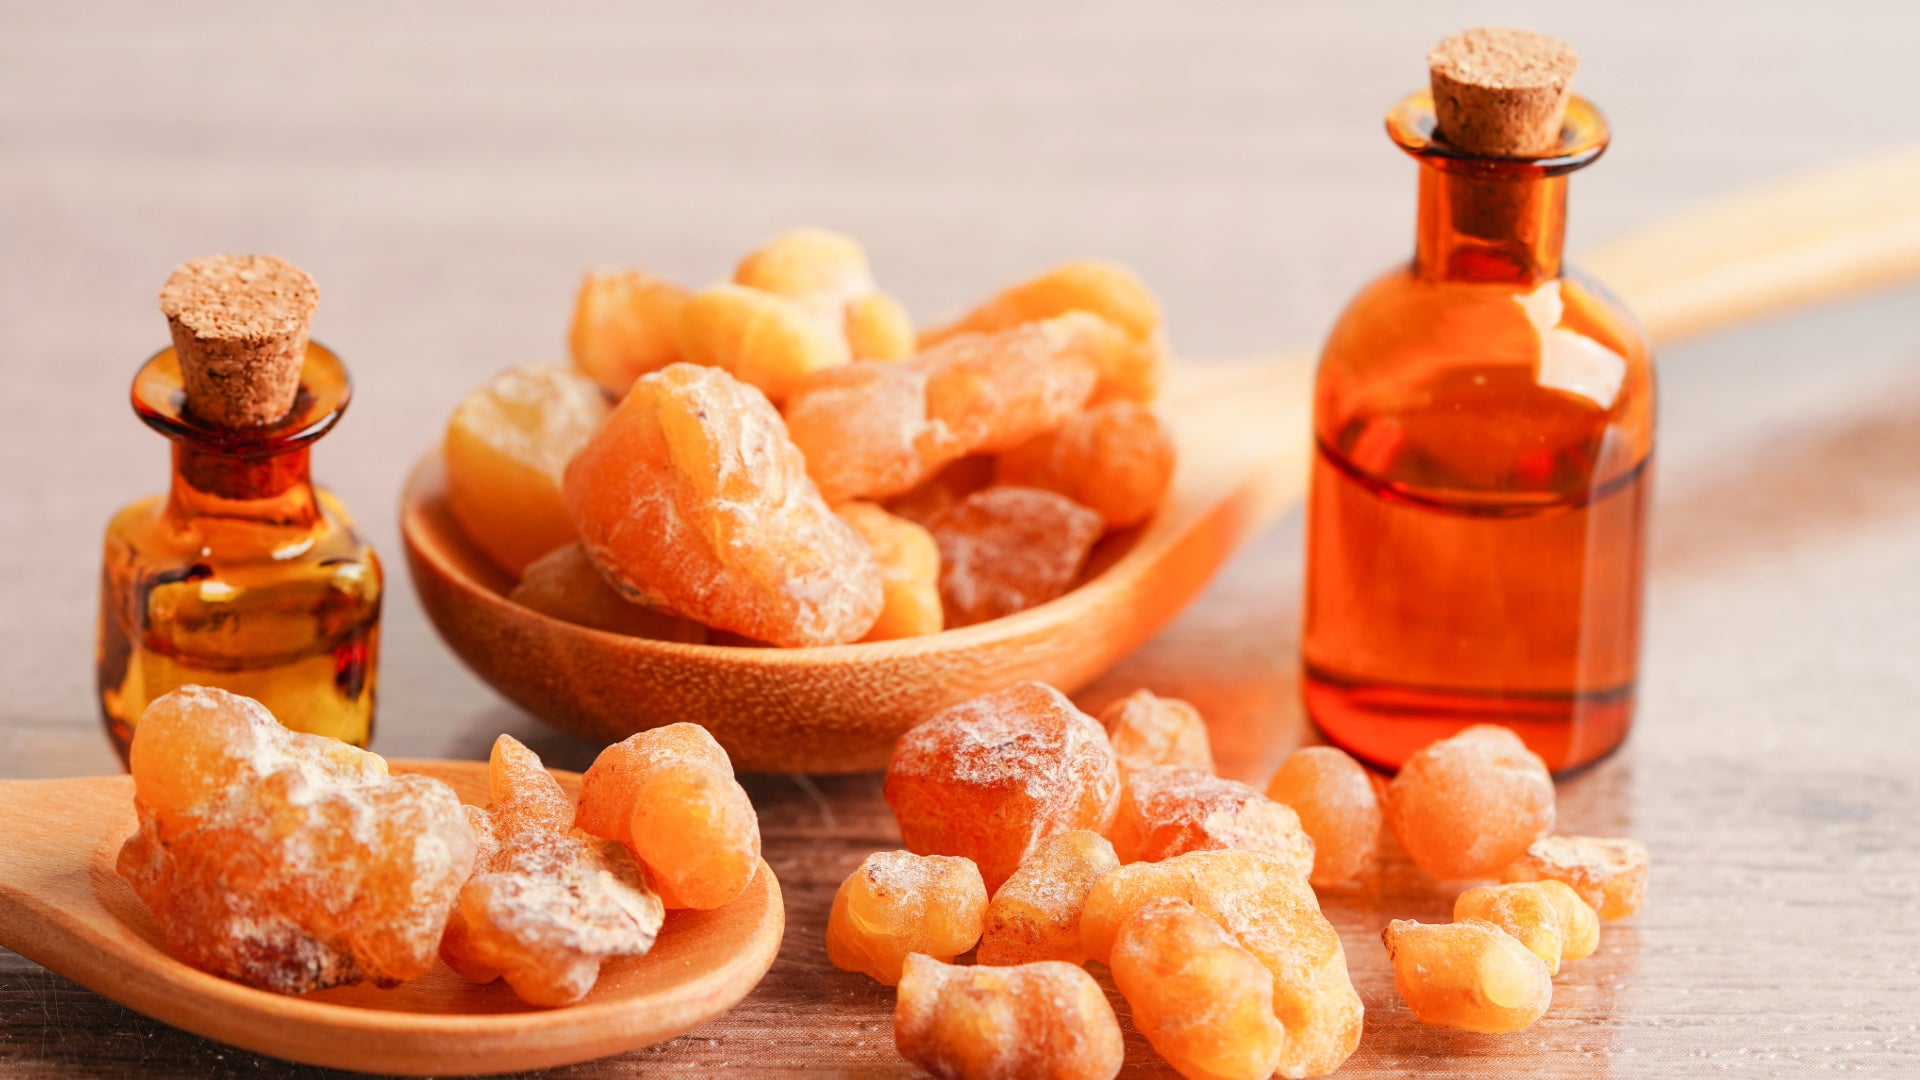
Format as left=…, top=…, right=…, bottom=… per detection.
left=1314, top=265, right=1655, bottom=500
left=102, top=486, right=382, bottom=595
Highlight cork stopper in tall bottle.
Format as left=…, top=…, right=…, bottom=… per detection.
left=1428, top=27, right=1579, bottom=157
left=158, top=254, right=319, bottom=427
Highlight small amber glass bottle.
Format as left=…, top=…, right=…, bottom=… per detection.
left=97, top=256, right=381, bottom=760
left=1302, top=31, right=1654, bottom=773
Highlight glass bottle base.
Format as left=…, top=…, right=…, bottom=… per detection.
left=1303, top=663, right=1632, bottom=776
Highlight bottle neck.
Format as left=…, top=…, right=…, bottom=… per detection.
left=168, top=443, right=322, bottom=527
left=1413, top=164, right=1567, bottom=285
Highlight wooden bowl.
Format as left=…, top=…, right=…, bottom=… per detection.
left=403, top=358, right=1313, bottom=773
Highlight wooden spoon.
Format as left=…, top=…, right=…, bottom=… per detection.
left=404, top=148, right=1920, bottom=775
left=0, top=761, right=784, bottom=1077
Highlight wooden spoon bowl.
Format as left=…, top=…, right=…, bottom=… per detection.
left=0, top=762, right=783, bottom=1076
left=404, top=358, right=1314, bottom=774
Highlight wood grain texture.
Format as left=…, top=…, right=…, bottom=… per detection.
left=0, top=764, right=785, bottom=1077
left=2, top=2, right=1918, bottom=1077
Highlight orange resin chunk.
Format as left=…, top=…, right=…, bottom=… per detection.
left=1111, top=898, right=1286, bottom=1080
left=569, top=269, right=690, bottom=395
left=1080, top=850, right=1363, bottom=1079
left=825, top=850, right=988, bottom=985
left=838, top=502, right=943, bottom=640
left=930, top=487, right=1105, bottom=627
left=895, top=954, right=1124, bottom=1080
left=920, top=261, right=1167, bottom=403
left=1386, top=724, right=1555, bottom=880
left=1382, top=918, right=1552, bottom=1034
left=783, top=314, right=1108, bottom=504
left=441, top=736, right=664, bottom=1006
left=564, top=362, right=883, bottom=646
left=575, top=723, right=761, bottom=910
left=1454, top=880, right=1599, bottom=973
left=885, top=455, right=996, bottom=527
left=1108, top=767, right=1315, bottom=874
left=1502, top=835, right=1650, bottom=920
left=1264, top=746, right=1383, bottom=888
left=977, top=830, right=1119, bottom=967
left=117, top=686, right=476, bottom=995
left=508, top=543, right=710, bottom=642
left=1099, top=690, right=1215, bottom=776
left=733, top=227, right=914, bottom=362
left=884, top=681, right=1121, bottom=892
left=444, top=363, right=610, bottom=575
left=679, top=282, right=852, bottom=403
left=995, top=401, right=1175, bottom=528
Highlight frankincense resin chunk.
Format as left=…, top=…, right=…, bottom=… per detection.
left=1454, top=880, right=1599, bottom=973
left=1111, top=898, right=1286, bottom=1080
left=569, top=269, right=690, bottom=395
left=784, top=314, right=1108, bottom=504
left=884, top=682, right=1121, bottom=891
left=1108, top=766, right=1316, bottom=875
left=733, top=227, right=915, bottom=362
left=508, top=543, right=710, bottom=642
left=441, top=736, right=664, bottom=1006
left=995, top=401, right=1175, bottom=528
left=444, top=362, right=609, bottom=575
left=895, top=954, right=1124, bottom=1080
left=575, top=723, right=761, bottom=910
left=838, top=501, right=943, bottom=640
left=1386, top=724, right=1555, bottom=880
left=826, top=850, right=987, bottom=985
left=1265, top=746, right=1382, bottom=888
left=920, top=261, right=1167, bottom=403
left=1382, top=918, right=1552, bottom=1034
left=1080, top=849, right=1363, bottom=1079
left=1502, top=835, right=1650, bottom=920
left=117, top=686, right=476, bottom=995
left=1099, top=690, right=1215, bottom=775
left=976, top=830, right=1119, bottom=967
left=930, top=487, right=1105, bottom=627
left=563, top=362, right=882, bottom=646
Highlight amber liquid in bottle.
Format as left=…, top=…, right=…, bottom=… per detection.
left=1302, top=93, right=1654, bottom=774
left=97, top=343, right=382, bottom=760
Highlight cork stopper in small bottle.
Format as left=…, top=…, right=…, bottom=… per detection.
left=158, top=254, right=319, bottom=427
left=1428, top=27, right=1579, bottom=157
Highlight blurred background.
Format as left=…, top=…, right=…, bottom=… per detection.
left=3, top=0, right=1917, bottom=767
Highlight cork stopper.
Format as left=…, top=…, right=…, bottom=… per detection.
left=1428, top=27, right=1579, bottom=157
left=158, top=254, right=319, bottom=427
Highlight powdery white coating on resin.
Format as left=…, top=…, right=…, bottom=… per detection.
left=784, top=313, right=1107, bottom=504
left=930, top=486, right=1106, bottom=628
left=977, top=830, right=1120, bottom=966
left=895, top=954, right=1124, bottom=1080
left=884, top=682, right=1121, bottom=892
left=117, top=686, right=476, bottom=995
left=1109, top=766, right=1316, bottom=875
left=1080, top=849, right=1363, bottom=1079
left=1386, top=724, right=1556, bottom=881
left=825, top=850, right=988, bottom=986
left=564, top=362, right=882, bottom=646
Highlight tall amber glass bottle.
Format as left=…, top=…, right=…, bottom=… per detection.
left=97, top=256, right=381, bottom=760
left=1302, top=33, right=1653, bottom=774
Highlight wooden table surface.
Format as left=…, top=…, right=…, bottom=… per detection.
left=4, top=3, right=1918, bottom=1077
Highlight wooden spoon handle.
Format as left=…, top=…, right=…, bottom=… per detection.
left=1580, top=147, right=1920, bottom=345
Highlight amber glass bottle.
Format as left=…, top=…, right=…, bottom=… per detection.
left=97, top=257, right=381, bottom=760
left=1301, top=89, right=1654, bottom=774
